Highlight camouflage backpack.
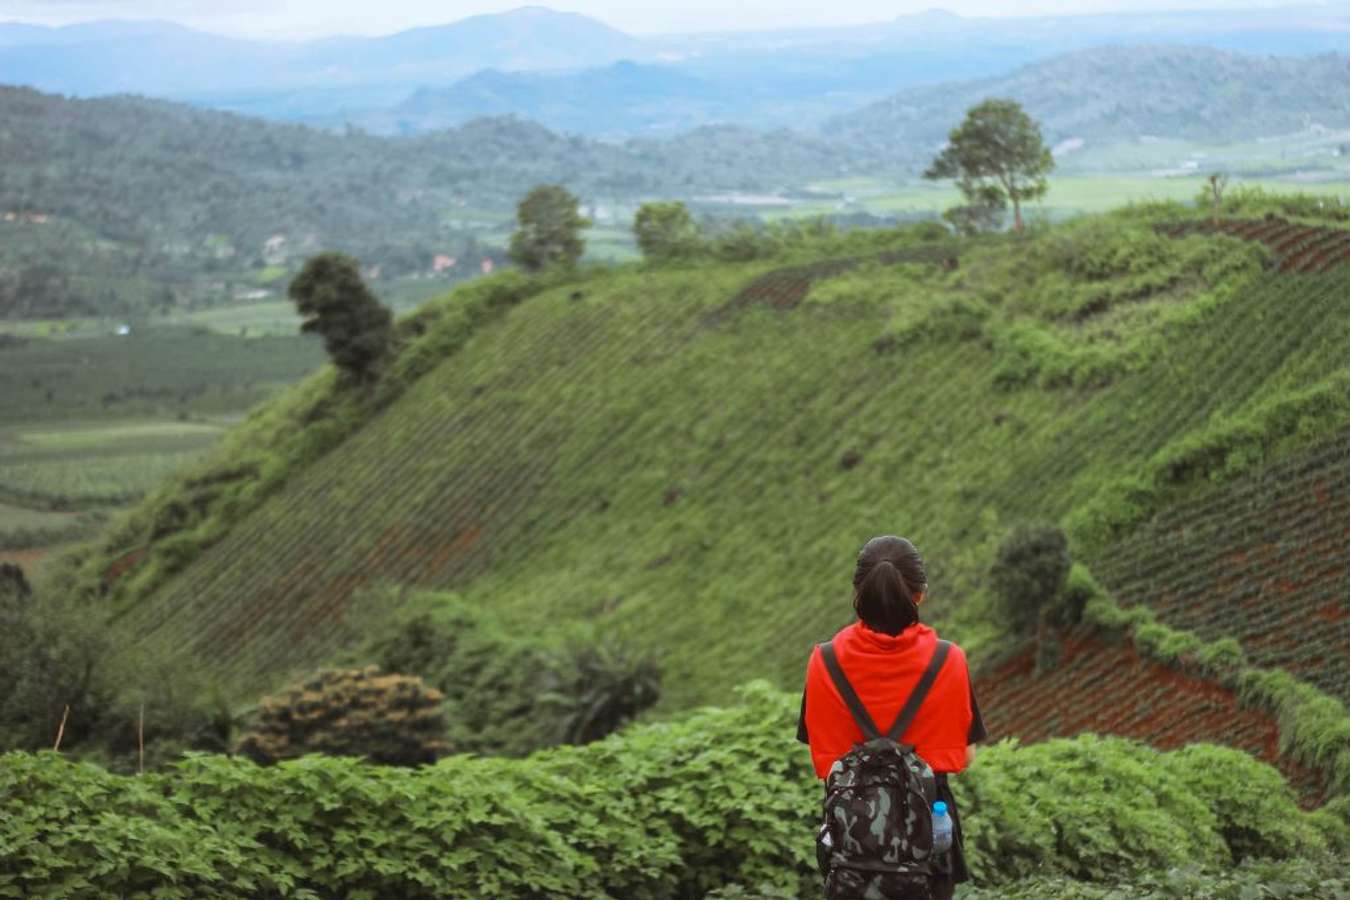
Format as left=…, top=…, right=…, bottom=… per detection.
left=815, top=639, right=952, bottom=900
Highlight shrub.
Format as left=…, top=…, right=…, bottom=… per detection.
left=234, top=666, right=450, bottom=766
left=0, top=589, right=224, bottom=767
left=989, top=523, right=1071, bottom=636
left=0, top=686, right=1339, bottom=899
left=356, top=591, right=660, bottom=756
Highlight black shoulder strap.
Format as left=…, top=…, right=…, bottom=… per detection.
left=818, top=640, right=881, bottom=740
left=886, top=640, right=952, bottom=742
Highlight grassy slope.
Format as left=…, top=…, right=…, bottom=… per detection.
left=53, top=206, right=1347, bottom=722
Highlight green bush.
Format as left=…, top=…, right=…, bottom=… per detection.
left=0, top=685, right=1339, bottom=899
left=1066, top=370, right=1350, bottom=553
left=234, top=666, right=450, bottom=766
left=356, top=591, right=660, bottom=756
left=989, top=523, right=1071, bottom=636
left=0, top=589, right=227, bottom=768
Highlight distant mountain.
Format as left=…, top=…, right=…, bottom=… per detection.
left=0, top=7, right=648, bottom=97
left=5, top=4, right=1350, bottom=134
left=380, top=62, right=724, bottom=137
left=830, top=46, right=1350, bottom=164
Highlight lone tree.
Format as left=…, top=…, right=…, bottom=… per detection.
left=508, top=184, right=590, bottom=272
left=924, top=98, right=1053, bottom=233
left=288, top=253, right=392, bottom=381
left=633, top=201, right=701, bottom=262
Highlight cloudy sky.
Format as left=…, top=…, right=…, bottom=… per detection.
left=0, top=0, right=1315, bottom=39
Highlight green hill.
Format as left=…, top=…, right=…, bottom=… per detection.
left=38, top=194, right=1345, bottom=722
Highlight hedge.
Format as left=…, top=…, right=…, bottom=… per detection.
left=1, top=683, right=1340, bottom=899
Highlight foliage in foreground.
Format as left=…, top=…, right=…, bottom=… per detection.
left=1, top=684, right=1342, bottom=899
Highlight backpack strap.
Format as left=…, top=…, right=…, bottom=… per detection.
left=818, top=640, right=882, bottom=740
left=886, top=640, right=952, bottom=742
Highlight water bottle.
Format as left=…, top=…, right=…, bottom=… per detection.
left=931, top=801, right=953, bottom=854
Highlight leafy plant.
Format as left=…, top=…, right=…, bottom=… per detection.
left=989, top=523, right=1071, bottom=637
left=234, top=666, right=451, bottom=766
left=0, top=685, right=1341, bottom=898
left=356, top=591, right=660, bottom=756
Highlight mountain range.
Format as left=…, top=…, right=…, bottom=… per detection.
left=4, top=5, right=1350, bottom=135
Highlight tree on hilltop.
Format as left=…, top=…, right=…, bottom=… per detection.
left=288, top=253, right=392, bottom=382
left=924, top=99, right=1053, bottom=233
left=633, top=201, right=701, bottom=262
left=508, top=185, right=590, bottom=272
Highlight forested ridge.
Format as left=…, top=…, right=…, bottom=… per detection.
left=833, top=46, right=1350, bottom=160
left=0, top=86, right=872, bottom=318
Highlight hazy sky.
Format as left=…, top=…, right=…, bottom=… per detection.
left=0, top=0, right=1315, bottom=39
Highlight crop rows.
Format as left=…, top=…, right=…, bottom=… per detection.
left=120, top=280, right=720, bottom=689
left=973, top=631, right=1328, bottom=804
left=1092, top=430, right=1350, bottom=702
left=985, top=266, right=1350, bottom=521
left=1160, top=218, right=1350, bottom=273
left=113, top=247, right=1350, bottom=743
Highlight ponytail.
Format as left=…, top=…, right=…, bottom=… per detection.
left=852, top=536, right=926, bottom=636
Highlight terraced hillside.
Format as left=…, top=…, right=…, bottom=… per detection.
left=974, top=632, right=1326, bottom=799
left=44, top=208, right=1349, bottom=797
left=1093, top=431, right=1349, bottom=703
left=1163, top=218, right=1350, bottom=274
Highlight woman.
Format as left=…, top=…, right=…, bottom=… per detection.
left=797, top=535, right=986, bottom=900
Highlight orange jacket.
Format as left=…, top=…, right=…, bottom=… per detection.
left=802, top=621, right=977, bottom=778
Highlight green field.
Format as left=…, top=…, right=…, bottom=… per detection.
left=51, top=204, right=1345, bottom=720
left=0, top=327, right=325, bottom=423
left=0, top=421, right=221, bottom=508
left=0, top=326, right=324, bottom=554
left=798, top=173, right=1350, bottom=222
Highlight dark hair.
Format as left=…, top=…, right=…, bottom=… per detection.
left=852, top=535, right=927, bottom=636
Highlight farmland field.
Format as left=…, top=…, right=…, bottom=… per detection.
left=68, top=211, right=1348, bottom=722
left=1094, top=430, right=1350, bottom=702
left=794, top=173, right=1350, bottom=222
left=0, top=327, right=325, bottom=556
left=974, top=631, right=1326, bottom=800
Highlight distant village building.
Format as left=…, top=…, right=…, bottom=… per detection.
left=433, top=255, right=457, bottom=273
left=480, top=258, right=495, bottom=275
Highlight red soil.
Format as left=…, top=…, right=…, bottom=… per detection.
left=974, top=631, right=1328, bottom=805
